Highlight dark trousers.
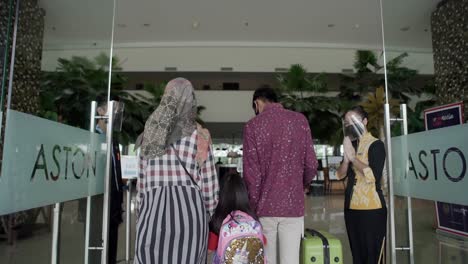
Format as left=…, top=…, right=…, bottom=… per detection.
left=107, top=187, right=123, bottom=264
left=82, top=194, right=122, bottom=264
left=108, top=218, right=121, bottom=264
left=345, top=208, right=387, bottom=264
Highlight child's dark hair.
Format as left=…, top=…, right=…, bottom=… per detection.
left=209, top=173, right=258, bottom=235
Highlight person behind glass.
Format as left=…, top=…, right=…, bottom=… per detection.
left=243, top=87, right=318, bottom=264
left=337, top=106, right=387, bottom=264
left=134, top=78, right=219, bottom=264
left=96, top=100, right=124, bottom=264
left=77, top=98, right=123, bottom=264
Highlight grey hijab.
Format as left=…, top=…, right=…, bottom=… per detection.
left=140, top=78, right=197, bottom=158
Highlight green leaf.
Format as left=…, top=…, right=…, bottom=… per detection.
left=354, top=50, right=379, bottom=73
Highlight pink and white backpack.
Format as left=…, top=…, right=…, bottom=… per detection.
left=213, top=210, right=266, bottom=264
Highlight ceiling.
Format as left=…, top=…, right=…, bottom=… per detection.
left=39, top=0, right=441, bottom=50
left=122, top=71, right=433, bottom=91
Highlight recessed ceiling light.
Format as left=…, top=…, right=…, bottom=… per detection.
left=354, top=24, right=360, bottom=29
left=220, top=67, right=234, bottom=72
left=328, top=24, right=335, bottom=28
left=143, top=23, right=151, bottom=27
left=275, top=68, right=288, bottom=72
left=192, top=21, right=200, bottom=29
left=400, top=26, right=410, bottom=32
left=165, top=67, right=178, bottom=71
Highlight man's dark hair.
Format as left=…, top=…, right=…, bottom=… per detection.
left=96, top=95, right=120, bottom=108
left=252, top=87, right=278, bottom=109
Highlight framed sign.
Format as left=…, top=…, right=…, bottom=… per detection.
left=424, top=102, right=464, bottom=130
left=121, top=155, right=139, bottom=179
left=424, top=102, right=467, bottom=237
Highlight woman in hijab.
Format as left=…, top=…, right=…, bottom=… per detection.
left=134, top=78, right=219, bottom=264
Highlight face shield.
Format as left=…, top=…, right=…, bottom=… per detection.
left=97, top=101, right=125, bottom=132
left=343, top=114, right=366, bottom=141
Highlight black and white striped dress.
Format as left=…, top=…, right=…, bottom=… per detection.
left=135, top=130, right=219, bottom=264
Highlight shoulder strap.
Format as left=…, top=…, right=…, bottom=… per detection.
left=170, top=145, right=199, bottom=188
left=221, top=211, right=254, bottom=225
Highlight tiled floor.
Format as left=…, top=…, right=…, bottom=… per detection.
left=1, top=191, right=467, bottom=263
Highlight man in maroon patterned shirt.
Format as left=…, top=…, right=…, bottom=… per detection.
left=243, top=87, right=318, bottom=264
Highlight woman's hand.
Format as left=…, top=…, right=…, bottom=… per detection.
left=336, top=137, right=354, bottom=179
left=343, top=137, right=356, bottom=162
left=343, top=136, right=371, bottom=174
left=343, top=149, right=350, bottom=164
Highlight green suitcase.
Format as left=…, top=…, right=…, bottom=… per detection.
left=301, top=229, right=343, bottom=264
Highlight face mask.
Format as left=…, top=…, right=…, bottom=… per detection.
left=344, top=124, right=364, bottom=141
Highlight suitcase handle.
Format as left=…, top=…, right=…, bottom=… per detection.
left=305, top=229, right=331, bottom=264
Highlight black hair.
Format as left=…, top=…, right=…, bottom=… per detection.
left=96, top=95, right=120, bottom=108
left=344, top=105, right=369, bottom=120
left=252, top=86, right=278, bottom=109
left=209, top=173, right=258, bottom=235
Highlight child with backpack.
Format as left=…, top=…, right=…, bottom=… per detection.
left=208, top=173, right=267, bottom=264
